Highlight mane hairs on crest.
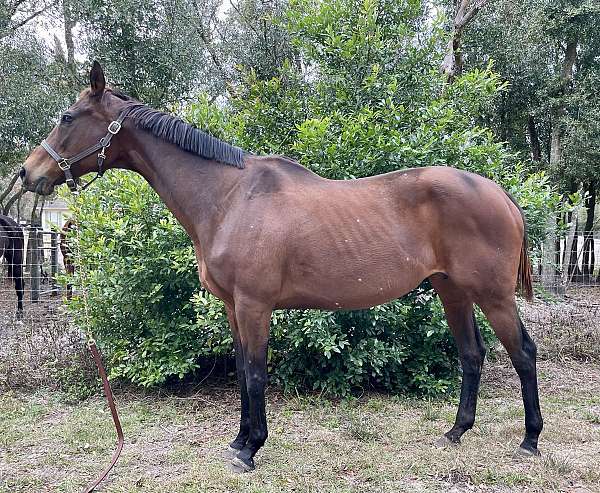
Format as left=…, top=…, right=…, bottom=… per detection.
left=112, top=95, right=245, bottom=168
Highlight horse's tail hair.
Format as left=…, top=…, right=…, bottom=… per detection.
left=504, top=191, right=534, bottom=302
left=518, top=231, right=534, bottom=302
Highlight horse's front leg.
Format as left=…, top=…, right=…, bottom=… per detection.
left=224, top=304, right=251, bottom=455
left=229, top=297, right=272, bottom=472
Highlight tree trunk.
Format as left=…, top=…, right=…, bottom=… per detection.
left=568, top=222, right=581, bottom=281
left=527, top=114, right=542, bottom=162
left=0, top=172, right=19, bottom=209
left=441, top=0, right=489, bottom=83
left=2, top=189, right=24, bottom=216
left=562, top=203, right=580, bottom=287
left=63, top=0, right=76, bottom=73
left=541, top=213, right=560, bottom=293
left=541, top=37, right=578, bottom=292
left=549, top=38, right=578, bottom=167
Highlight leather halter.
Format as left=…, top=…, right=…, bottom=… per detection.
left=40, top=108, right=131, bottom=192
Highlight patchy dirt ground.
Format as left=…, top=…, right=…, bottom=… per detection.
left=1, top=288, right=599, bottom=492
left=1, top=357, right=600, bottom=493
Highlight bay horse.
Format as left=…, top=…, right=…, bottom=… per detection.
left=21, top=62, right=542, bottom=472
left=0, top=214, right=24, bottom=316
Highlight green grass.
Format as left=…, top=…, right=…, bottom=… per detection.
left=1, top=358, right=600, bottom=492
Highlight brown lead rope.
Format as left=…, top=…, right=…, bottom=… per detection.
left=49, top=130, right=127, bottom=491
left=83, top=342, right=124, bottom=493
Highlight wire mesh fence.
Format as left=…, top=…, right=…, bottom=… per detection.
left=532, top=230, right=600, bottom=296
left=0, top=225, right=68, bottom=325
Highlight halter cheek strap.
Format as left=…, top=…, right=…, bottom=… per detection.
left=40, top=108, right=130, bottom=192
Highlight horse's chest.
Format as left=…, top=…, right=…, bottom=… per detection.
left=198, top=259, right=231, bottom=302
left=199, top=261, right=213, bottom=292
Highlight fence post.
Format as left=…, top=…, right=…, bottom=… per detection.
left=29, top=226, right=41, bottom=303
left=50, top=232, right=59, bottom=295
left=541, top=212, right=564, bottom=295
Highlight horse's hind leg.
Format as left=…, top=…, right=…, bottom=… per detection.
left=432, top=276, right=486, bottom=446
left=14, top=262, right=24, bottom=315
left=478, top=296, right=543, bottom=456
left=6, top=247, right=24, bottom=317
left=14, top=275, right=24, bottom=318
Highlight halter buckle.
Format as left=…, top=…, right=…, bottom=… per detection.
left=58, top=159, right=71, bottom=171
left=108, top=121, right=122, bottom=134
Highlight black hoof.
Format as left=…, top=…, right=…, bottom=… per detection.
left=513, top=445, right=541, bottom=459
left=224, top=446, right=241, bottom=460
left=434, top=435, right=460, bottom=449
left=230, top=455, right=255, bottom=473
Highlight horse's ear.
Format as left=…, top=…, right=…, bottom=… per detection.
left=90, top=61, right=106, bottom=97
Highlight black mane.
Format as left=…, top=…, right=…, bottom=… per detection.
left=108, top=89, right=245, bottom=169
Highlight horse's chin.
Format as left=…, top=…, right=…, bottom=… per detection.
left=33, top=177, right=56, bottom=196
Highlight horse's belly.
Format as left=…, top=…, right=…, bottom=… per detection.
left=277, top=260, right=431, bottom=310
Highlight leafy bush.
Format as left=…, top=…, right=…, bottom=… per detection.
left=66, top=0, right=557, bottom=396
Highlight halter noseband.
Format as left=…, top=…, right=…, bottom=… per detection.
left=40, top=108, right=131, bottom=192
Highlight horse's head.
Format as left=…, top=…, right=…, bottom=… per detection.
left=21, top=61, right=126, bottom=195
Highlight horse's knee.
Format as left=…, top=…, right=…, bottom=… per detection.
left=246, top=372, right=267, bottom=398
left=461, top=346, right=486, bottom=374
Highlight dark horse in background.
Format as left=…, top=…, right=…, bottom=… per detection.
left=60, top=218, right=76, bottom=299
left=21, top=63, right=543, bottom=473
left=0, top=214, right=25, bottom=316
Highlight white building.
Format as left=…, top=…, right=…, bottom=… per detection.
left=42, top=198, right=70, bottom=231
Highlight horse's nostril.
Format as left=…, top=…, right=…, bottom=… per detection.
left=19, top=167, right=26, bottom=180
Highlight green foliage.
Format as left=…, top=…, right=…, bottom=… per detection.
left=63, top=173, right=230, bottom=387
left=463, top=0, right=600, bottom=192
left=269, top=288, right=462, bottom=396
left=0, top=31, right=72, bottom=174
left=78, top=0, right=211, bottom=107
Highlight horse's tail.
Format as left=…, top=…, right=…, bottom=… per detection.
left=518, top=230, right=534, bottom=302
left=504, top=192, right=534, bottom=302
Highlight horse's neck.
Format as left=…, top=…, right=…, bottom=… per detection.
left=120, top=131, right=243, bottom=245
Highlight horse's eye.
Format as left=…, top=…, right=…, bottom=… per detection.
left=61, top=114, right=73, bottom=124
